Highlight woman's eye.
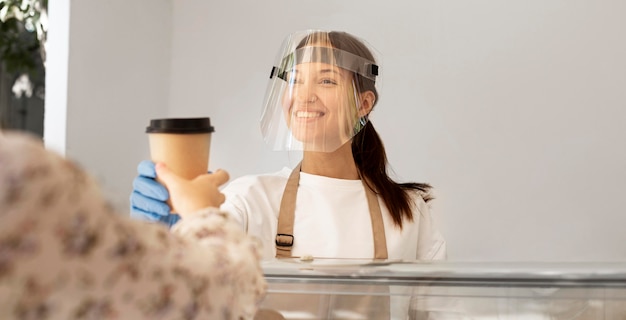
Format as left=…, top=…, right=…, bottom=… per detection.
left=320, top=79, right=337, bottom=85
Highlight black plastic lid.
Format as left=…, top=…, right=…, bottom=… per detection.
left=146, top=117, right=215, bottom=134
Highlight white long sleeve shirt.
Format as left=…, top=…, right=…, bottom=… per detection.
left=221, top=167, right=446, bottom=261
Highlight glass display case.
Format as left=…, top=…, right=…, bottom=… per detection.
left=256, top=259, right=626, bottom=319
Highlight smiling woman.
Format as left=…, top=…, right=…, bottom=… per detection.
left=263, top=31, right=378, bottom=153
left=281, top=63, right=357, bottom=150
left=130, top=30, right=446, bottom=319
left=132, top=30, right=445, bottom=263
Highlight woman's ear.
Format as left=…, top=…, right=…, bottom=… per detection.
left=358, top=91, right=376, bottom=117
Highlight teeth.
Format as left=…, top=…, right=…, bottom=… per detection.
left=295, top=111, right=323, bottom=118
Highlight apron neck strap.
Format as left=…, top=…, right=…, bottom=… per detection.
left=275, top=162, right=388, bottom=259
left=275, top=162, right=301, bottom=257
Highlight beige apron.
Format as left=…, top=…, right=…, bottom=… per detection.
left=257, top=163, right=392, bottom=319
left=275, top=162, right=388, bottom=259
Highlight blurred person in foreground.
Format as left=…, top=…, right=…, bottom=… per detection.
left=0, top=132, right=265, bottom=320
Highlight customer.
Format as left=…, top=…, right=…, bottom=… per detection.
left=0, top=132, right=265, bottom=320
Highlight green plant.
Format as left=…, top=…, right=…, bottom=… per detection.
left=0, top=0, right=47, bottom=83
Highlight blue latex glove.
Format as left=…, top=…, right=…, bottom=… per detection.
left=130, top=160, right=181, bottom=227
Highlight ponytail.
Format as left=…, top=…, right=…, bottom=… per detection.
left=352, top=122, right=432, bottom=228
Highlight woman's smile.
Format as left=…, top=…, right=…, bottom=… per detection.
left=294, top=110, right=325, bottom=119
left=291, top=102, right=327, bottom=123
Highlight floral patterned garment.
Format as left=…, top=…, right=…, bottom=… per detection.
left=0, top=133, right=266, bottom=320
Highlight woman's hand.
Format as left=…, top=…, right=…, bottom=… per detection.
left=155, top=163, right=229, bottom=219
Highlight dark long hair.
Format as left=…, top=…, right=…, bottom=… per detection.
left=300, top=31, right=433, bottom=228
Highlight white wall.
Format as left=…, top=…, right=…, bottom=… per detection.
left=47, top=0, right=626, bottom=262
left=46, top=0, right=172, bottom=209
left=169, top=0, right=626, bottom=262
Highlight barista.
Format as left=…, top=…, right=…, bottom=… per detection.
left=131, top=30, right=446, bottom=261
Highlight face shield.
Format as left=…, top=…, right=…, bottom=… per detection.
left=260, top=30, right=381, bottom=152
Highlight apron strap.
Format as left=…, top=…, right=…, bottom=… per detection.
left=275, top=163, right=388, bottom=259
left=363, top=177, right=388, bottom=260
left=275, top=162, right=301, bottom=257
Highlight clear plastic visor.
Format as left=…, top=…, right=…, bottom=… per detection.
left=261, top=33, right=379, bottom=153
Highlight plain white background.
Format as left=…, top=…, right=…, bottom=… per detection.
left=45, top=0, right=626, bottom=262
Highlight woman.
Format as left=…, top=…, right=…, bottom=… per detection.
left=131, top=30, right=446, bottom=261
left=0, top=132, right=265, bottom=319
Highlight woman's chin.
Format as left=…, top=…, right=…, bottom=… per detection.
left=294, top=138, right=346, bottom=152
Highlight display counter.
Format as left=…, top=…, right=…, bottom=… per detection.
left=256, top=259, right=626, bottom=319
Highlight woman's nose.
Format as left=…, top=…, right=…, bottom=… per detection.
left=294, top=88, right=317, bottom=103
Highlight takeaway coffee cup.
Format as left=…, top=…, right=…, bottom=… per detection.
left=146, top=117, right=215, bottom=212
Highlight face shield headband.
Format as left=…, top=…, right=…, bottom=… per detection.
left=269, top=46, right=379, bottom=82
left=261, top=42, right=380, bottom=153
